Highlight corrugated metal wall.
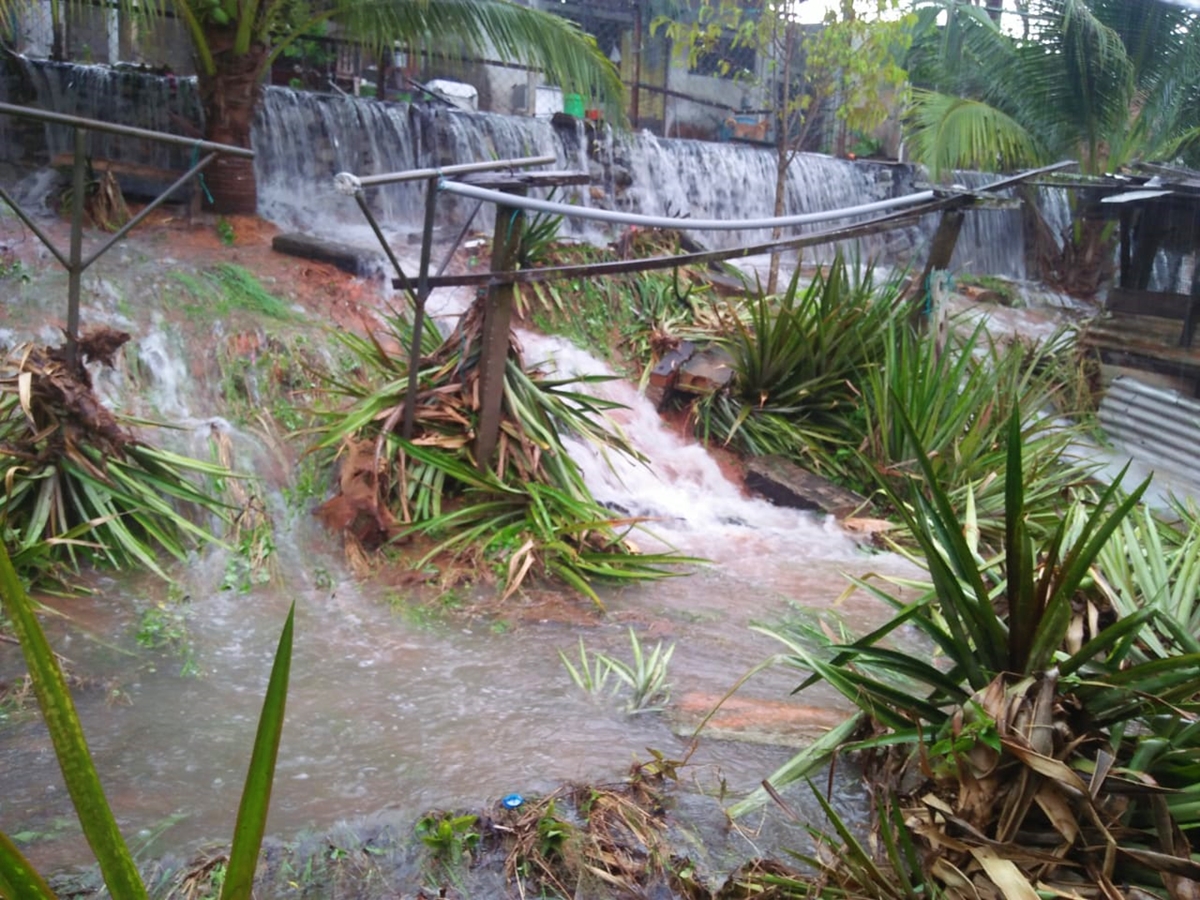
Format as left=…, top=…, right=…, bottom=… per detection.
left=1098, top=376, right=1200, bottom=480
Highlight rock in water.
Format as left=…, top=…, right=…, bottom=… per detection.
left=744, top=456, right=867, bottom=518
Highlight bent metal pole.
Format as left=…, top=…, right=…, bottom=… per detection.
left=438, top=180, right=939, bottom=231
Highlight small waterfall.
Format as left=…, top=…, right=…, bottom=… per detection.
left=6, top=60, right=203, bottom=172
left=519, top=329, right=867, bottom=564
left=253, top=88, right=933, bottom=267
left=2, top=58, right=1058, bottom=278
left=254, top=91, right=580, bottom=234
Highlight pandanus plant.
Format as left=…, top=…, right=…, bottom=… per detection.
left=738, top=408, right=1200, bottom=897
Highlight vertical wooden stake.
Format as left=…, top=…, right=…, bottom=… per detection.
left=475, top=194, right=525, bottom=469
left=1118, top=208, right=1132, bottom=289
left=913, top=206, right=965, bottom=327
left=66, top=127, right=86, bottom=370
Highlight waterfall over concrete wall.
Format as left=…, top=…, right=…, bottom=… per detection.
left=2, top=58, right=1052, bottom=279
left=2, top=60, right=203, bottom=172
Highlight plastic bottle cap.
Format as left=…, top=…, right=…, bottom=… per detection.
left=501, top=793, right=524, bottom=809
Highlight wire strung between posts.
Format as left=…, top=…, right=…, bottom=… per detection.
left=437, top=180, right=938, bottom=231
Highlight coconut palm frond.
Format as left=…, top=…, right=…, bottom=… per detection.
left=906, top=89, right=1045, bottom=177
left=329, top=0, right=624, bottom=123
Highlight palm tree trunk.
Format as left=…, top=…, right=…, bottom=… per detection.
left=197, top=36, right=267, bottom=216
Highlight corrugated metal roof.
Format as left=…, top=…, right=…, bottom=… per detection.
left=1100, top=189, right=1174, bottom=204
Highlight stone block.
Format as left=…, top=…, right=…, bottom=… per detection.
left=676, top=346, right=733, bottom=394
left=745, top=455, right=868, bottom=519
left=272, top=233, right=376, bottom=276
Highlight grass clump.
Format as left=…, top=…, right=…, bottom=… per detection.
left=173, top=264, right=298, bottom=323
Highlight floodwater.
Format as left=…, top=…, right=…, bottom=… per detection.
left=0, top=495, right=913, bottom=879
left=0, top=264, right=922, bottom=887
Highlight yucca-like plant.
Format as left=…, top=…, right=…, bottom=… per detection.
left=602, top=628, right=674, bottom=714
left=391, top=444, right=685, bottom=608
left=695, top=252, right=906, bottom=473
left=311, top=301, right=689, bottom=606
left=734, top=409, right=1200, bottom=897
left=1095, top=502, right=1200, bottom=663
left=560, top=629, right=674, bottom=712
left=0, top=334, right=229, bottom=588
left=855, top=316, right=1090, bottom=548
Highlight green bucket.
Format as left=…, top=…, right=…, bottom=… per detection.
left=564, top=93, right=585, bottom=118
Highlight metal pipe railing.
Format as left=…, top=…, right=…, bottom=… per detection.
left=0, top=102, right=254, bottom=157
left=337, top=152, right=558, bottom=453
left=0, top=102, right=255, bottom=367
left=439, top=180, right=939, bottom=231
left=340, top=154, right=557, bottom=189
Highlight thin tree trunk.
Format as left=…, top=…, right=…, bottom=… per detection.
left=197, top=34, right=266, bottom=216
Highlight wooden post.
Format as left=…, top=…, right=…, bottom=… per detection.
left=475, top=192, right=525, bottom=469
left=1118, top=208, right=1132, bottom=289
left=66, top=127, right=86, bottom=370
left=913, top=206, right=965, bottom=325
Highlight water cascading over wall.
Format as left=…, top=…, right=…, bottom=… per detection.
left=2, top=58, right=1040, bottom=279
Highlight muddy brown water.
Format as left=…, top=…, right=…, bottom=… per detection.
left=0, top=507, right=919, bottom=877
left=0, top=242, right=924, bottom=889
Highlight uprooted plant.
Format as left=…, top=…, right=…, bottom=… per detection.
left=311, top=300, right=690, bottom=606
left=0, top=329, right=229, bottom=589
left=735, top=409, right=1200, bottom=898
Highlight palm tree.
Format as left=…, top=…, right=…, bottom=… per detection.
left=903, top=0, right=1200, bottom=294
left=1, top=0, right=624, bottom=213
left=905, top=0, right=1200, bottom=176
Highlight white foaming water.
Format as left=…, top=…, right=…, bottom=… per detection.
left=519, top=329, right=866, bottom=563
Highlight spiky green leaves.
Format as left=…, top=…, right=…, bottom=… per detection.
left=0, top=342, right=229, bottom=589
left=0, top=538, right=296, bottom=900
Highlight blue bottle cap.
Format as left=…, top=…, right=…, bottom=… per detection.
left=501, top=793, right=524, bottom=809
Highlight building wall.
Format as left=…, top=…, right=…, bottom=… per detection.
left=8, top=1, right=192, bottom=72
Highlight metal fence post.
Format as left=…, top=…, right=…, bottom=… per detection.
left=402, top=177, right=439, bottom=439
